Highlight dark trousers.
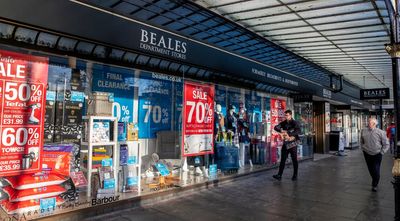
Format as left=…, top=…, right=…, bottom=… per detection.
left=363, top=151, right=383, bottom=187
left=278, top=145, right=298, bottom=177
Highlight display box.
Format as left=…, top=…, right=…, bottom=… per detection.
left=92, top=122, right=110, bottom=143
left=54, top=91, right=84, bottom=144
left=86, top=92, right=114, bottom=116
left=44, top=91, right=56, bottom=143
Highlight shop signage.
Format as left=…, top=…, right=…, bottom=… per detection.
left=360, top=88, right=390, bottom=100
left=0, top=50, right=48, bottom=176
left=265, top=72, right=299, bottom=87
left=182, top=81, right=215, bottom=156
left=270, top=99, right=286, bottom=164
left=292, top=94, right=312, bottom=103
left=91, top=195, right=120, bottom=206
left=92, top=65, right=135, bottom=123
left=323, top=88, right=332, bottom=99
left=140, top=29, right=187, bottom=60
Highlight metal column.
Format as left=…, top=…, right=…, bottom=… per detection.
left=384, top=0, right=400, bottom=220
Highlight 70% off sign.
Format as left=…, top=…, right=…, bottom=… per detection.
left=185, top=90, right=213, bottom=124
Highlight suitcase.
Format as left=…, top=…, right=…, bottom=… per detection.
left=215, top=144, right=239, bottom=172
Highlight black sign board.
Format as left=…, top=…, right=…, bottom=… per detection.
left=360, top=88, right=390, bottom=100
left=292, top=94, right=313, bottom=102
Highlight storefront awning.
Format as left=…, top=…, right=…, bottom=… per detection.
left=193, top=0, right=392, bottom=95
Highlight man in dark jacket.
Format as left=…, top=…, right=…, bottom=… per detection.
left=272, top=110, right=301, bottom=181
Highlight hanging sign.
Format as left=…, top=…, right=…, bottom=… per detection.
left=182, top=81, right=215, bottom=156
left=0, top=50, right=49, bottom=176
left=360, top=88, right=390, bottom=100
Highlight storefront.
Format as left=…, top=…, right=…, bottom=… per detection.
left=0, top=1, right=371, bottom=220
left=0, top=43, right=310, bottom=219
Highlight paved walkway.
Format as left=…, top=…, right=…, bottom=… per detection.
left=88, top=150, right=395, bottom=221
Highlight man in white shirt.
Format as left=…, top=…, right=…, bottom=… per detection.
left=360, top=117, right=390, bottom=192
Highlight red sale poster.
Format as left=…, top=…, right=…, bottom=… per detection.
left=270, top=99, right=286, bottom=164
left=0, top=50, right=48, bottom=176
left=182, top=81, right=215, bottom=156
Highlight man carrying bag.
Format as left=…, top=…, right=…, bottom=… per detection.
left=272, top=110, right=301, bottom=181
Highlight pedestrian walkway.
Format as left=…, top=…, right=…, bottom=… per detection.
left=87, top=150, right=395, bottom=221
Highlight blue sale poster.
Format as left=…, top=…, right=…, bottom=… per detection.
left=227, top=88, right=242, bottom=113
left=92, top=64, right=135, bottom=123
left=245, top=92, right=262, bottom=120
left=174, top=81, right=183, bottom=132
left=215, top=85, right=227, bottom=115
left=138, top=72, right=178, bottom=138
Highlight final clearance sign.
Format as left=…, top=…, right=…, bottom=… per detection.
left=360, top=88, right=390, bottom=100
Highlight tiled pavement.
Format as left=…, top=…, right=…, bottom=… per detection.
left=88, top=150, right=395, bottom=221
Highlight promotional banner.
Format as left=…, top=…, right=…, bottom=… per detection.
left=182, top=81, right=215, bottom=156
left=227, top=89, right=242, bottom=111
left=174, top=82, right=183, bottom=131
left=138, top=72, right=179, bottom=138
left=0, top=50, right=49, bottom=176
left=245, top=92, right=262, bottom=134
left=92, top=65, right=135, bottom=123
left=215, top=85, right=227, bottom=115
left=270, top=99, right=286, bottom=164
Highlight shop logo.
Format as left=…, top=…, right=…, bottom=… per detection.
left=140, top=29, right=187, bottom=60
left=323, top=89, right=331, bottom=99
left=91, top=195, right=120, bottom=206
left=360, top=88, right=390, bottom=100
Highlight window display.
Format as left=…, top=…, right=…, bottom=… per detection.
left=0, top=46, right=313, bottom=220
left=294, top=102, right=313, bottom=159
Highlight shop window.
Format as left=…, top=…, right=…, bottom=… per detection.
left=57, top=37, right=78, bottom=51
left=75, top=41, right=95, bottom=55
left=0, top=23, right=15, bottom=39
left=0, top=45, right=313, bottom=219
left=14, top=27, right=38, bottom=44
left=37, top=32, right=58, bottom=48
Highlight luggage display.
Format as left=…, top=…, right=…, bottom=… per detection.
left=215, top=145, right=239, bottom=172
left=215, top=134, right=239, bottom=172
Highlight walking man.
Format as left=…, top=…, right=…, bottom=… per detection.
left=272, top=110, right=301, bottom=181
left=361, top=117, right=389, bottom=192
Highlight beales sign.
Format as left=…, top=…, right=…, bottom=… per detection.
left=139, top=29, right=187, bottom=60
left=360, top=88, right=390, bottom=100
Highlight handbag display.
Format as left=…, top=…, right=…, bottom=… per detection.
left=285, top=139, right=301, bottom=149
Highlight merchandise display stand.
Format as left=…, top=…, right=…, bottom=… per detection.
left=81, top=116, right=118, bottom=197
left=118, top=141, right=141, bottom=193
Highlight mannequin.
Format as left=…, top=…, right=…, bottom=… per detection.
left=237, top=103, right=250, bottom=143
left=215, top=104, right=225, bottom=140
left=226, top=105, right=238, bottom=136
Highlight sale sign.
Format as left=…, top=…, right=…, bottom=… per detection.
left=182, top=81, right=214, bottom=156
left=138, top=72, right=174, bottom=138
left=0, top=50, right=48, bottom=176
left=270, top=99, right=286, bottom=164
left=92, top=65, right=135, bottom=123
